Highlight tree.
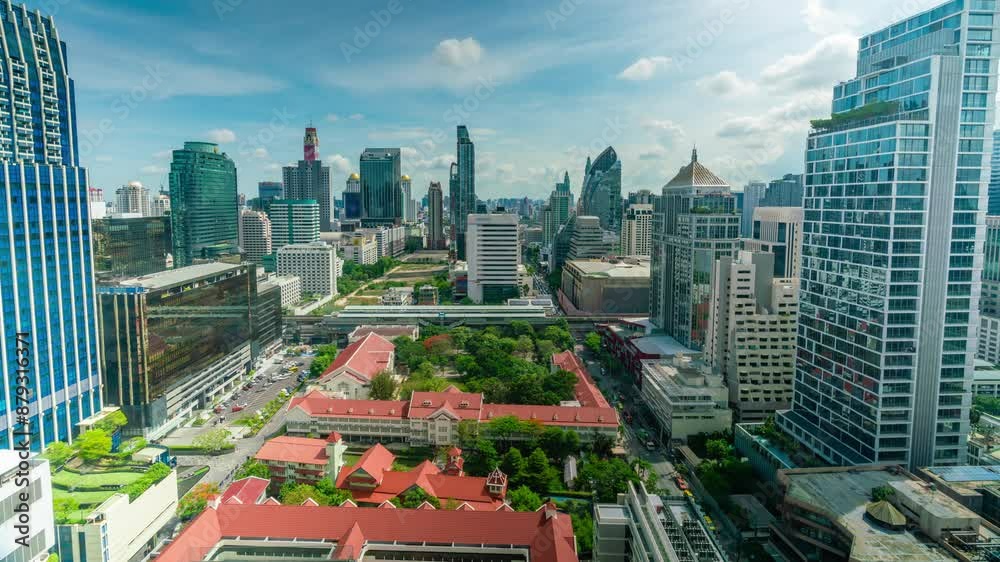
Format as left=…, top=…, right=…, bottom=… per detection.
left=177, top=482, right=220, bottom=520
left=576, top=456, right=641, bottom=502
left=399, top=487, right=440, bottom=509
left=43, top=441, right=74, bottom=468
left=871, top=485, right=896, bottom=502
left=584, top=332, right=602, bottom=354
left=542, top=326, right=574, bottom=351
left=315, top=479, right=353, bottom=505
left=524, top=448, right=557, bottom=493
left=485, top=416, right=525, bottom=452
left=501, top=448, right=527, bottom=487
left=193, top=429, right=231, bottom=453
left=52, top=497, right=79, bottom=523
left=535, top=339, right=557, bottom=363
left=369, top=371, right=398, bottom=400
left=280, top=483, right=325, bottom=506
left=590, top=432, right=615, bottom=459
left=705, top=438, right=733, bottom=460
left=514, top=335, right=535, bottom=358
left=540, top=427, right=580, bottom=464
left=235, top=459, right=271, bottom=480
left=464, top=439, right=499, bottom=476
left=76, top=429, right=112, bottom=462
left=508, top=320, right=534, bottom=338
left=508, top=485, right=542, bottom=511
left=94, top=410, right=128, bottom=434
left=310, top=344, right=339, bottom=378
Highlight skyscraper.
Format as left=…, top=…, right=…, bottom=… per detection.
left=284, top=127, right=332, bottom=231
left=621, top=203, right=653, bottom=257
left=427, top=181, right=446, bottom=250
left=268, top=199, right=320, bottom=248
left=115, top=181, right=151, bottom=216
left=401, top=174, right=416, bottom=222
left=453, top=126, right=476, bottom=259
left=0, top=0, right=102, bottom=449
left=344, top=173, right=362, bottom=220
left=239, top=209, right=272, bottom=264
left=360, top=147, right=402, bottom=227
left=467, top=213, right=520, bottom=304
left=151, top=190, right=171, bottom=217
left=650, top=149, right=740, bottom=349
left=760, top=173, right=804, bottom=207
left=580, top=146, right=622, bottom=234
left=777, top=0, right=999, bottom=469
left=169, top=141, right=239, bottom=267
left=991, top=130, right=1000, bottom=215
left=739, top=181, right=767, bottom=238
left=92, top=216, right=173, bottom=279
left=258, top=180, right=283, bottom=211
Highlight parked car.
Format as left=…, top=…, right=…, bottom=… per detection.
left=213, top=406, right=224, bottom=414
left=231, top=404, right=245, bottom=413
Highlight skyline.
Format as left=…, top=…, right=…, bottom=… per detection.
left=27, top=0, right=942, bottom=200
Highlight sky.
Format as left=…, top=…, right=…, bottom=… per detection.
left=24, top=0, right=943, bottom=201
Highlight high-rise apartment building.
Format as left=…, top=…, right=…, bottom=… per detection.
left=544, top=181, right=572, bottom=244
left=760, top=173, right=804, bottom=207
left=452, top=126, right=476, bottom=259
left=990, top=130, right=1000, bottom=215
left=360, top=147, right=402, bottom=227
left=467, top=213, right=520, bottom=304
left=650, top=149, right=740, bottom=350
left=258, top=180, right=283, bottom=211
left=344, top=173, right=362, bottom=219
left=743, top=206, right=803, bottom=279
left=115, top=181, right=151, bottom=216
left=568, top=215, right=612, bottom=260
left=239, top=209, right=272, bottom=264
left=0, top=1, right=103, bottom=450
left=739, top=181, right=768, bottom=237
left=169, top=141, right=239, bottom=267
left=620, top=203, right=653, bottom=257
left=284, top=127, right=332, bottom=232
left=707, top=250, right=798, bottom=422
left=580, top=146, right=622, bottom=234
left=778, top=0, right=999, bottom=468
left=93, top=216, right=173, bottom=279
left=627, top=189, right=654, bottom=205
left=268, top=199, right=320, bottom=249
left=427, top=181, right=446, bottom=250
left=151, top=191, right=171, bottom=217
left=277, top=242, right=339, bottom=296
left=401, top=174, right=416, bottom=222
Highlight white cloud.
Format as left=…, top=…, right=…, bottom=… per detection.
left=433, top=38, right=484, bottom=68
left=760, top=34, right=856, bottom=91
left=141, top=165, right=167, bottom=174
left=349, top=113, right=365, bottom=121
left=802, top=0, right=859, bottom=36
left=696, top=71, right=758, bottom=97
left=264, top=163, right=282, bottom=171
left=94, top=155, right=112, bottom=163
left=153, top=149, right=172, bottom=160
left=642, top=119, right=686, bottom=147
left=470, top=128, right=497, bottom=137
left=716, top=90, right=831, bottom=156
left=411, top=154, right=453, bottom=170
left=325, top=114, right=339, bottom=122
left=368, top=127, right=432, bottom=141
left=251, top=147, right=268, bottom=159
left=206, top=128, right=237, bottom=143
left=639, top=145, right=669, bottom=161
left=328, top=154, right=352, bottom=175
left=618, top=56, right=672, bottom=81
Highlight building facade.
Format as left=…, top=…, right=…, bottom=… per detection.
left=639, top=357, right=732, bottom=443
left=360, top=147, right=402, bottom=227
left=257, top=180, right=283, bottom=208
left=1, top=453, right=54, bottom=562
left=568, top=215, right=611, bottom=260
left=650, top=149, right=740, bottom=350
left=778, top=1, right=999, bottom=469
left=560, top=259, right=650, bottom=315
left=0, top=1, right=104, bottom=450
left=580, top=146, right=622, bottom=234
left=620, top=203, right=653, bottom=257
left=92, top=216, right=173, bottom=280
left=740, top=181, right=768, bottom=238
left=984, top=215, right=1000, bottom=315
left=427, top=181, right=446, bottom=250
left=467, top=213, right=520, bottom=304
left=452, top=126, right=476, bottom=259
left=760, top=173, right=804, bottom=208
left=401, top=174, right=416, bottom=222
left=115, top=181, right=150, bottom=216
left=343, top=232, right=379, bottom=265
left=283, top=127, right=332, bottom=232
left=169, top=141, right=239, bottom=267
left=343, top=173, right=362, bottom=220
left=277, top=242, right=339, bottom=296
left=991, top=130, right=1000, bottom=215
left=743, top=206, right=804, bottom=279
left=239, top=209, right=272, bottom=265
left=268, top=199, right=320, bottom=249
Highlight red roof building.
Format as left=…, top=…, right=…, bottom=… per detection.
left=155, top=483, right=579, bottom=562
left=254, top=435, right=338, bottom=486
left=552, top=351, right=611, bottom=408
left=218, top=476, right=269, bottom=505
left=313, top=333, right=396, bottom=399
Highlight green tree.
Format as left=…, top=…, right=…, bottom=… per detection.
left=399, top=487, right=440, bottom=508
left=539, top=427, right=580, bottom=464
left=192, top=429, right=231, bottom=453
left=508, top=485, right=542, bottom=511
left=705, top=438, right=733, bottom=460
left=177, top=482, right=220, bottom=520
left=235, top=459, right=271, bottom=480
left=368, top=371, right=398, bottom=400
left=590, top=432, right=615, bottom=458
left=871, top=485, right=896, bottom=502
left=524, top=448, right=557, bottom=493
left=584, top=331, right=602, bottom=354
left=576, top=456, right=641, bottom=503
left=52, top=497, right=80, bottom=523
left=508, top=320, right=535, bottom=338
left=514, top=335, right=535, bottom=358
left=94, top=410, right=128, bottom=433
left=464, top=439, right=499, bottom=476
left=542, top=326, right=573, bottom=350
left=316, top=479, right=353, bottom=505
left=501, top=448, right=527, bottom=487
left=309, top=344, right=339, bottom=378
left=485, top=416, right=525, bottom=452
left=43, top=441, right=74, bottom=468
left=534, top=339, right=557, bottom=363
left=280, top=483, right=325, bottom=505
left=76, top=429, right=112, bottom=462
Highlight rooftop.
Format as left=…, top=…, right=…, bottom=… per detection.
left=255, top=436, right=330, bottom=466
left=665, top=148, right=729, bottom=189
left=319, top=332, right=395, bottom=383
left=565, top=259, right=651, bottom=279
left=115, top=262, right=243, bottom=290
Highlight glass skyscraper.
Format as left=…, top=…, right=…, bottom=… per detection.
left=92, top=216, right=172, bottom=279
left=360, top=147, right=401, bottom=227
left=452, top=126, right=476, bottom=260
left=0, top=1, right=102, bottom=450
left=778, top=0, right=999, bottom=469
left=580, top=146, right=622, bottom=234
left=169, top=141, right=239, bottom=267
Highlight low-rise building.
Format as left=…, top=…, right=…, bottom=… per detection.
left=417, top=285, right=439, bottom=305
left=255, top=433, right=346, bottom=487
left=311, top=332, right=395, bottom=399
left=979, top=315, right=1000, bottom=365
left=638, top=356, right=731, bottom=443
left=919, top=465, right=1000, bottom=528
left=380, top=286, right=414, bottom=306
left=342, top=232, right=378, bottom=265
left=594, top=481, right=726, bottom=562
left=347, top=325, right=419, bottom=343
left=1, top=452, right=53, bottom=562
left=560, top=259, right=650, bottom=315
left=57, top=469, right=178, bottom=562
left=270, top=274, right=303, bottom=308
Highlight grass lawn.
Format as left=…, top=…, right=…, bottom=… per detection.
left=52, top=469, right=143, bottom=490
left=53, top=488, right=115, bottom=506
left=343, top=453, right=361, bottom=466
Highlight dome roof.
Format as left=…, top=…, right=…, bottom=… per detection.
left=401, top=174, right=411, bottom=181
left=349, top=173, right=360, bottom=180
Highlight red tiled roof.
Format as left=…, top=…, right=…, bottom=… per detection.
left=219, top=477, right=269, bottom=505
left=552, top=351, right=611, bottom=408
left=408, top=387, right=482, bottom=420
left=349, top=325, right=417, bottom=341
left=156, top=500, right=579, bottom=562
left=262, top=497, right=281, bottom=506
left=255, top=436, right=329, bottom=466
left=319, top=332, right=395, bottom=383
left=289, top=390, right=407, bottom=419
left=338, top=443, right=395, bottom=485
left=482, top=404, right=618, bottom=428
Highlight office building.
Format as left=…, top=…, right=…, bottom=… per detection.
left=743, top=206, right=804, bottom=278
left=115, top=181, right=151, bottom=216
left=0, top=1, right=103, bottom=450
left=991, top=130, right=1000, bottom=215
left=343, top=232, right=379, bottom=265
left=569, top=215, right=612, bottom=260
left=268, top=199, right=320, bottom=248
left=580, top=146, right=622, bottom=234
left=93, top=216, right=173, bottom=279
left=467, top=213, right=520, bottom=304
left=778, top=1, right=999, bottom=469
left=151, top=191, right=170, bottom=217
left=760, top=173, right=804, bottom=207
left=277, top=242, right=339, bottom=297
left=239, top=209, right=272, bottom=264
left=98, top=263, right=255, bottom=436
left=620, top=203, right=653, bottom=257
left=284, top=127, right=332, bottom=231
left=253, top=280, right=283, bottom=358
left=544, top=186, right=573, bottom=245
left=707, top=250, right=798, bottom=423
left=1, top=452, right=54, bottom=562
left=560, top=258, right=650, bottom=314
left=88, top=187, right=107, bottom=219
left=169, top=141, right=239, bottom=267
left=739, top=180, right=768, bottom=237
left=258, top=180, right=282, bottom=202
left=626, top=189, right=654, bottom=205
left=549, top=215, right=576, bottom=271
left=366, top=224, right=405, bottom=258
left=984, top=216, right=1000, bottom=316
left=360, top=147, right=402, bottom=226
left=640, top=356, right=732, bottom=442
left=343, top=172, right=362, bottom=219
left=427, top=181, right=446, bottom=250
left=650, top=148, right=740, bottom=350
left=594, top=481, right=725, bottom=562
left=269, top=275, right=302, bottom=308
left=451, top=126, right=476, bottom=259
left=401, top=174, right=416, bottom=222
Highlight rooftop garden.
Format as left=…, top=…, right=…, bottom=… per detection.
left=809, top=100, right=900, bottom=131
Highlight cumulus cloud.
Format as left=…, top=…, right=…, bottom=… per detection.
left=433, top=38, right=484, bottom=68
left=264, top=163, right=282, bottom=171
left=760, top=35, right=856, bottom=91
left=696, top=71, right=758, bottom=97
left=716, top=90, right=831, bottom=156
left=618, top=56, right=672, bottom=81
left=328, top=154, right=352, bottom=175
left=642, top=119, right=686, bottom=147
left=206, top=128, right=237, bottom=143
left=639, top=145, right=670, bottom=161
left=153, top=149, right=172, bottom=160
left=802, top=0, right=859, bottom=36
left=325, top=114, right=339, bottom=122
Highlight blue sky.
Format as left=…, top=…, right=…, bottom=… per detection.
left=26, top=0, right=927, bottom=200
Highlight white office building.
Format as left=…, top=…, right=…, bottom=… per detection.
left=467, top=213, right=521, bottom=304
left=239, top=209, right=272, bottom=264
left=270, top=275, right=303, bottom=308
left=743, top=206, right=803, bottom=279
left=639, top=356, right=731, bottom=442
left=115, top=181, right=150, bottom=217
left=1, top=452, right=54, bottom=562
left=277, top=242, right=339, bottom=297
left=620, top=203, right=653, bottom=257
left=343, top=232, right=379, bottom=265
